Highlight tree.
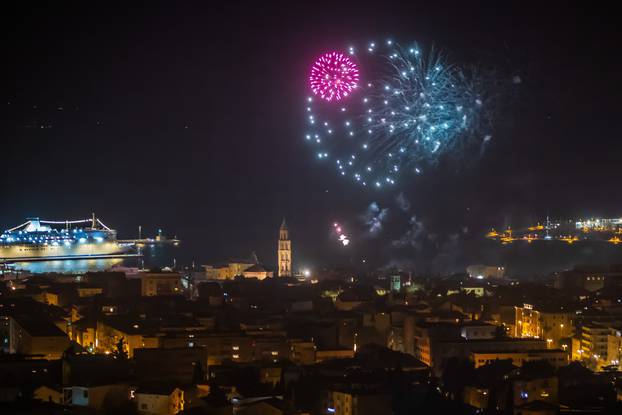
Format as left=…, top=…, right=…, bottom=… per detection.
left=192, top=360, right=206, bottom=384
left=204, top=379, right=228, bottom=407
left=441, top=357, right=476, bottom=400
left=494, top=324, right=508, bottom=339
left=113, top=337, right=128, bottom=360
left=62, top=343, right=77, bottom=359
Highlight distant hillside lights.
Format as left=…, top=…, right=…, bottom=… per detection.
left=467, top=264, right=505, bottom=279
left=487, top=216, right=622, bottom=245
left=575, top=218, right=622, bottom=231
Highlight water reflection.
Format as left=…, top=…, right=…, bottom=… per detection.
left=9, top=245, right=179, bottom=274
left=12, top=258, right=125, bottom=274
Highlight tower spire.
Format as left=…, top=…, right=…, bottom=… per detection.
left=277, top=219, right=292, bottom=277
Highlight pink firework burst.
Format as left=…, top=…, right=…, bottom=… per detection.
left=309, top=52, right=359, bottom=102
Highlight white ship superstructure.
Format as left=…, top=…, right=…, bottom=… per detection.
left=0, top=215, right=134, bottom=261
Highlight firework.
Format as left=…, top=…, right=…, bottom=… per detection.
left=309, top=52, right=359, bottom=102
left=304, top=40, right=489, bottom=188
left=333, top=222, right=350, bottom=246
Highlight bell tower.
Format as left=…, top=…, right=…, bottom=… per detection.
left=277, top=219, right=291, bottom=277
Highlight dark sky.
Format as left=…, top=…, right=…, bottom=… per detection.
left=2, top=2, right=621, bottom=274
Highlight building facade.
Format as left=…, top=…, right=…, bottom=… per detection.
left=326, top=390, right=391, bottom=415
left=138, top=272, right=183, bottom=296
left=135, top=386, right=184, bottom=415
left=277, top=219, right=291, bottom=277
left=6, top=315, right=69, bottom=359
left=607, top=327, right=622, bottom=369
left=470, top=349, right=568, bottom=369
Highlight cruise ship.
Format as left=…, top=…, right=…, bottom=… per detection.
left=0, top=215, right=136, bottom=262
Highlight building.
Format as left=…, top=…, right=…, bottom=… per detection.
left=514, top=400, right=558, bottom=415
left=252, top=335, right=291, bottom=362
left=461, top=282, right=486, bottom=297
left=242, top=264, right=273, bottom=280
left=277, top=219, right=291, bottom=277
left=63, top=384, right=130, bottom=411
left=404, top=320, right=496, bottom=365
left=390, top=275, right=401, bottom=292
left=315, top=349, right=355, bottom=362
left=335, top=288, right=375, bottom=311
left=203, top=259, right=256, bottom=280
left=406, top=319, right=547, bottom=376
left=28, top=289, right=60, bottom=306
left=580, top=322, right=611, bottom=368
left=134, top=347, right=208, bottom=384
left=33, top=385, right=63, bottom=404
left=72, top=317, right=97, bottom=351
left=500, top=304, right=541, bottom=339
left=98, top=314, right=205, bottom=358
left=137, top=272, right=183, bottom=296
left=326, top=389, right=391, bottom=415
left=470, top=349, right=568, bottom=369
left=498, top=304, right=574, bottom=348
left=237, top=398, right=287, bottom=415
left=539, top=309, right=573, bottom=348
left=95, top=317, right=162, bottom=357
left=76, top=285, right=104, bottom=298
left=463, top=386, right=490, bottom=410
left=289, top=340, right=316, bottom=365
left=6, top=315, right=69, bottom=359
left=512, top=375, right=558, bottom=409
left=570, top=337, right=582, bottom=361
left=460, top=321, right=498, bottom=340
left=553, top=265, right=622, bottom=292
left=135, top=385, right=184, bottom=415
left=159, top=332, right=254, bottom=365
left=607, top=327, right=622, bottom=369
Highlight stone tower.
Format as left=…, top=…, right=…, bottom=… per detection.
left=277, top=219, right=291, bottom=277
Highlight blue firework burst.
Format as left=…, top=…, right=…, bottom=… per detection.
left=305, top=40, right=489, bottom=188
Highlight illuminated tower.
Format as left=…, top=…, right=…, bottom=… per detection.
left=277, top=219, right=292, bottom=277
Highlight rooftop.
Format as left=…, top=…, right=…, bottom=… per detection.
left=135, top=383, right=181, bottom=395
left=12, top=315, right=67, bottom=337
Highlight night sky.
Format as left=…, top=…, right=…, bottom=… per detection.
left=2, top=2, right=621, bottom=274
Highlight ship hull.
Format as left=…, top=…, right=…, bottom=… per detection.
left=0, top=242, right=134, bottom=262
